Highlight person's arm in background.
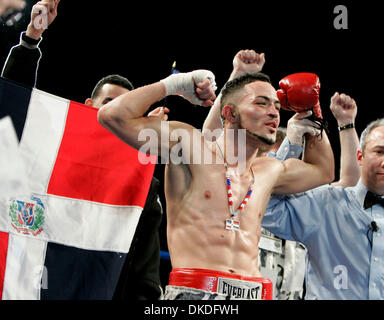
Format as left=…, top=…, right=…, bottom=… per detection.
left=1, top=0, right=60, bottom=87
left=274, top=92, right=360, bottom=188
left=329, top=92, right=360, bottom=187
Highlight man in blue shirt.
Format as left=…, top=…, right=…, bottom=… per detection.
left=263, top=118, right=384, bottom=299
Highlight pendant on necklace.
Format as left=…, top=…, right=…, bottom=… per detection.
left=225, top=219, right=240, bottom=231
left=216, top=140, right=253, bottom=232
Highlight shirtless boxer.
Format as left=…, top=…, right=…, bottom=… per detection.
left=97, top=70, right=334, bottom=300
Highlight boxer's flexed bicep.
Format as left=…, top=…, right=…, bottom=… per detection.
left=273, top=133, right=335, bottom=194
left=98, top=70, right=216, bottom=161
left=98, top=109, right=197, bottom=162
left=272, top=158, right=324, bottom=194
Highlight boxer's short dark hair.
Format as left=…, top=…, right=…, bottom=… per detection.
left=91, top=74, right=134, bottom=99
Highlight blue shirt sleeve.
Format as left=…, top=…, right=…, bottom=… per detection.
left=262, top=186, right=332, bottom=244
left=267, top=137, right=303, bottom=161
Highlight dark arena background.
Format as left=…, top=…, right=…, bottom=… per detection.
left=0, top=0, right=381, bottom=308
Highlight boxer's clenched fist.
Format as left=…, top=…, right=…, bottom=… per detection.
left=161, top=70, right=217, bottom=107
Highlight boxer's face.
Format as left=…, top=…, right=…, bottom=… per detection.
left=85, top=84, right=130, bottom=109
left=237, top=81, right=281, bottom=146
left=358, top=126, right=384, bottom=195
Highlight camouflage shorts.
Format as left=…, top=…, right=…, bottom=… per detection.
left=161, top=286, right=228, bottom=300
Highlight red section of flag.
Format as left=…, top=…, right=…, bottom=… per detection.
left=47, top=101, right=155, bottom=207
left=0, top=232, right=9, bottom=300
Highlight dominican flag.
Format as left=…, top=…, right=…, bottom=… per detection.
left=0, top=77, right=156, bottom=300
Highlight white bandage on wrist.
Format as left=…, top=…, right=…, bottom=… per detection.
left=160, top=70, right=217, bottom=106
left=287, top=118, right=321, bottom=146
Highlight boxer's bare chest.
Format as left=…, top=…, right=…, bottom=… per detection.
left=175, top=158, right=281, bottom=231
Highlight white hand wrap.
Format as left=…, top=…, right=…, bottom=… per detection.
left=287, top=116, right=321, bottom=146
left=161, top=70, right=217, bottom=106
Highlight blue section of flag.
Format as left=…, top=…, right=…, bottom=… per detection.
left=41, top=242, right=127, bottom=300
left=0, top=77, right=32, bottom=141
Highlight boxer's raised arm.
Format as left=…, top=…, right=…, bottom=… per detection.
left=273, top=131, right=335, bottom=194
left=98, top=81, right=166, bottom=153
left=97, top=70, right=216, bottom=157
left=272, top=73, right=335, bottom=194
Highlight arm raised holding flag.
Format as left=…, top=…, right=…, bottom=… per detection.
left=1, top=0, right=60, bottom=87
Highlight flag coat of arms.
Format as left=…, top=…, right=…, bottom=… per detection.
left=0, top=77, right=156, bottom=300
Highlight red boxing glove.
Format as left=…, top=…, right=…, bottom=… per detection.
left=277, top=73, right=322, bottom=119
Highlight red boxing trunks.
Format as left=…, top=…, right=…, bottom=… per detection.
left=168, top=268, right=273, bottom=300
